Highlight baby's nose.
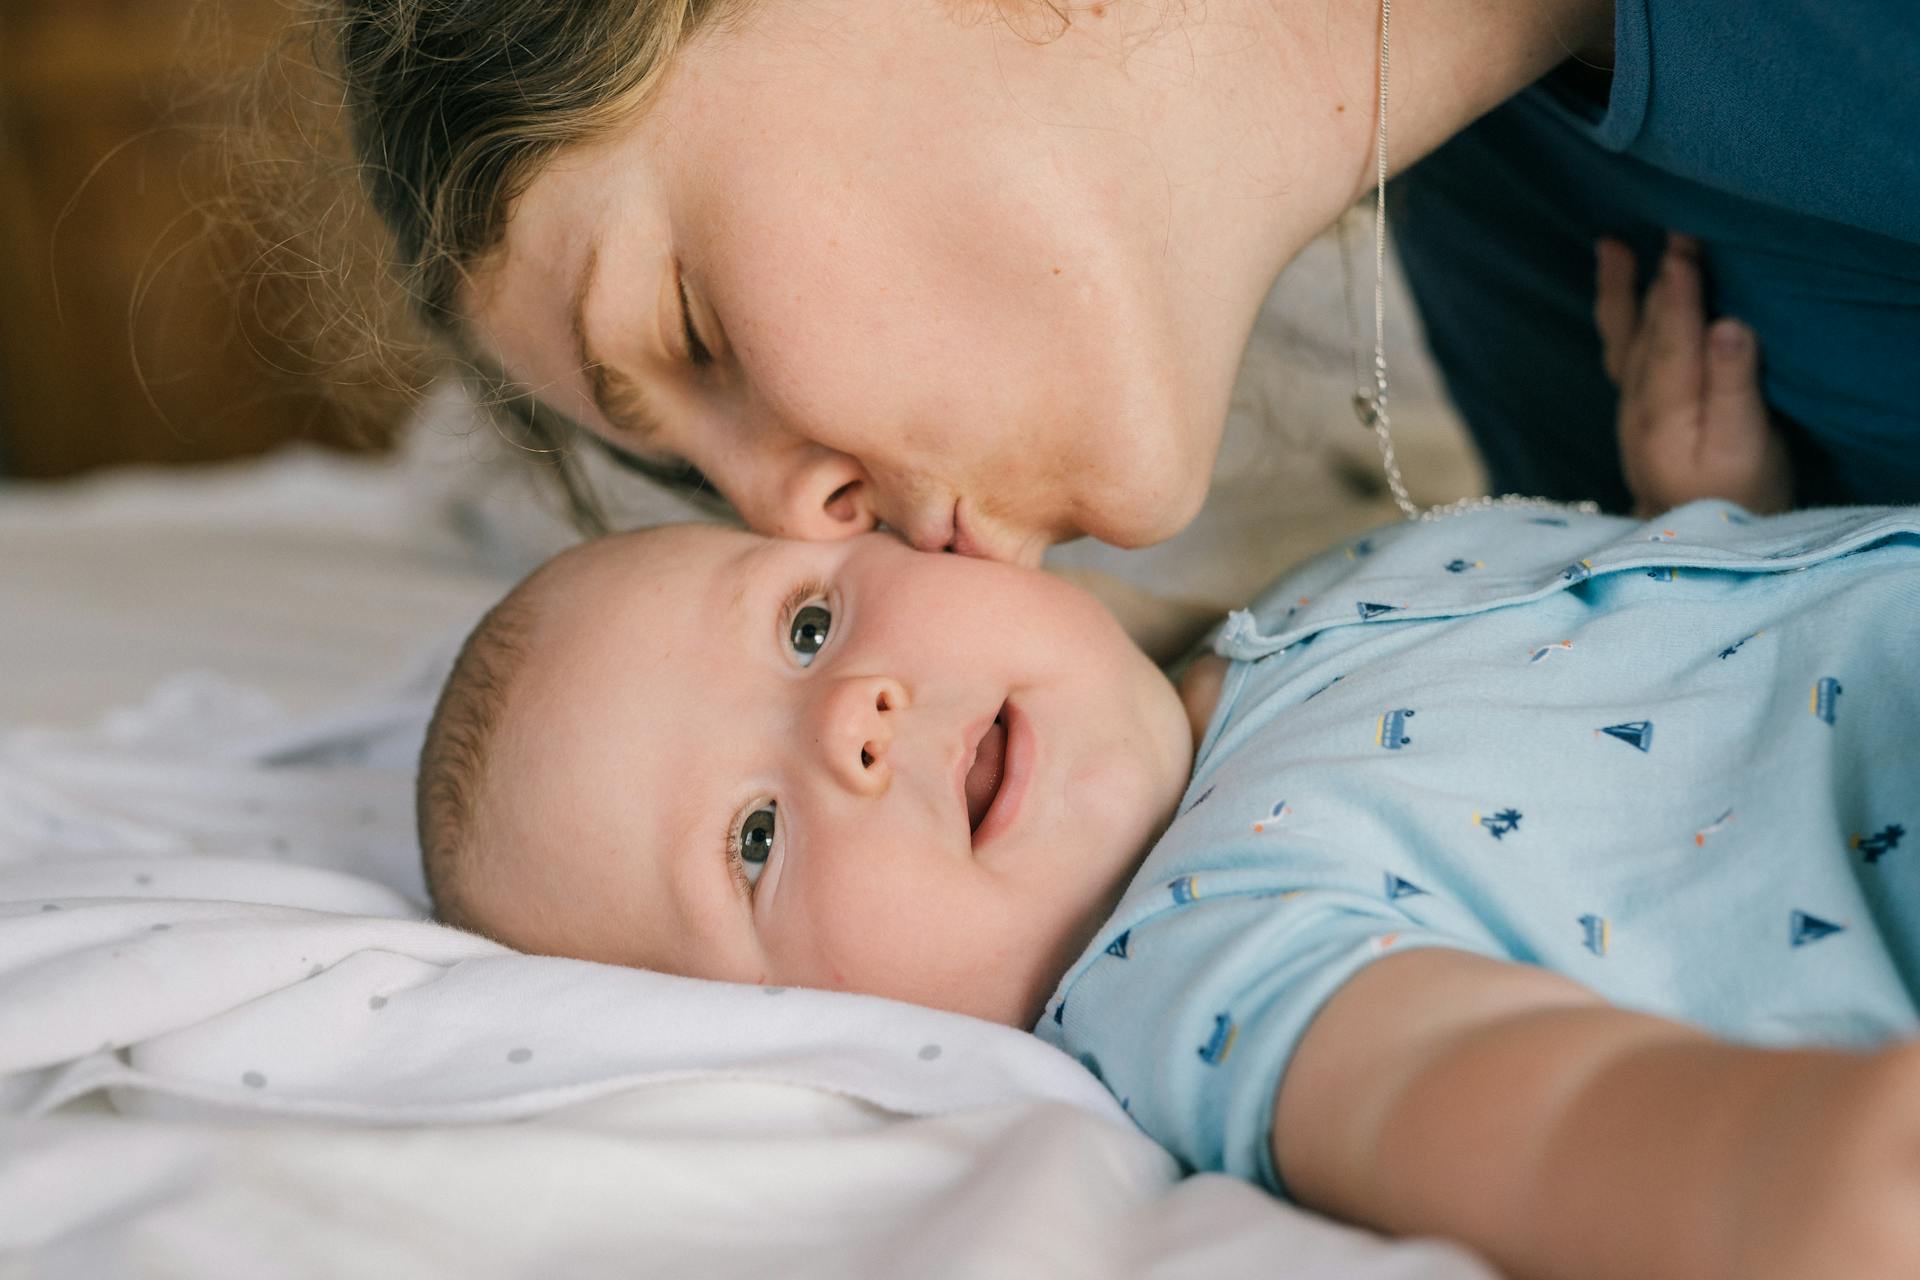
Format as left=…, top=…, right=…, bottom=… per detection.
left=816, top=675, right=908, bottom=794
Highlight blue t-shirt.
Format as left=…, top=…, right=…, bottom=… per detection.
left=1035, top=501, right=1920, bottom=1194
left=1392, top=0, right=1920, bottom=511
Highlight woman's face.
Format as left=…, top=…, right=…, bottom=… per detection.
left=466, top=0, right=1262, bottom=566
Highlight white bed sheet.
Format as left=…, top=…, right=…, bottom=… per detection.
left=0, top=261, right=1496, bottom=1277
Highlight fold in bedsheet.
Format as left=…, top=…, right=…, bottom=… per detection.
left=0, top=665, right=1125, bottom=1129
left=0, top=672, right=1497, bottom=1280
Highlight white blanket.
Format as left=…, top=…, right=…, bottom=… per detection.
left=0, top=662, right=1130, bottom=1123
left=0, top=661, right=1491, bottom=1279
left=0, top=350, right=1494, bottom=1275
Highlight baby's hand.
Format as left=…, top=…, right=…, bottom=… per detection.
left=1595, top=234, right=1794, bottom=517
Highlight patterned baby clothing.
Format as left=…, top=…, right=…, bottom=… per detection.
left=1037, top=501, right=1920, bottom=1194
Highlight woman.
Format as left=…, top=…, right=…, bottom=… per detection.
left=339, top=0, right=1917, bottom=564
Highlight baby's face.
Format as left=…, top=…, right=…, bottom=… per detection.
left=479, top=527, right=1193, bottom=1025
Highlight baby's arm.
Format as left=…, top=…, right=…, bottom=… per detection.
left=1596, top=234, right=1795, bottom=518
left=1273, top=947, right=1920, bottom=1279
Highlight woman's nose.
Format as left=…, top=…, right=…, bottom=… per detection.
left=813, top=675, right=908, bottom=794
left=752, top=445, right=878, bottom=542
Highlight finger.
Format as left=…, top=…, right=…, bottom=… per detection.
left=1702, top=318, right=1768, bottom=439
left=1638, top=234, right=1706, bottom=427
left=1701, top=319, right=1795, bottom=512
left=1593, top=237, right=1639, bottom=385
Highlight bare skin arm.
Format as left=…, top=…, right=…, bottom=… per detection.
left=1273, top=947, right=1920, bottom=1280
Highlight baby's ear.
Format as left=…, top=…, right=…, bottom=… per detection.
left=1049, top=567, right=1220, bottom=666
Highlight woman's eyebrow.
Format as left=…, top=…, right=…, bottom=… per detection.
left=568, top=238, right=666, bottom=448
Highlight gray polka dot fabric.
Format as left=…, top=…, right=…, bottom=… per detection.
left=0, top=643, right=1122, bottom=1133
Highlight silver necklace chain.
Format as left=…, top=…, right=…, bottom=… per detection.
left=1338, top=0, right=1598, bottom=523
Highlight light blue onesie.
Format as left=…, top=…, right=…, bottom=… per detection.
left=1035, top=500, right=1920, bottom=1195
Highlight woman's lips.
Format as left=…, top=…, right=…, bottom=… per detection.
left=970, top=700, right=1030, bottom=852
left=948, top=500, right=986, bottom=559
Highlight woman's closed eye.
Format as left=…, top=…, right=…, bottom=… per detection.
left=731, top=802, right=777, bottom=892
left=677, top=270, right=713, bottom=367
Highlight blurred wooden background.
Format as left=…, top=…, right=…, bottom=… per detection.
left=0, top=0, right=398, bottom=478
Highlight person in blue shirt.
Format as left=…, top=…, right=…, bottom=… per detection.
left=413, top=319, right=1920, bottom=1278
left=1394, top=0, right=1920, bottom=512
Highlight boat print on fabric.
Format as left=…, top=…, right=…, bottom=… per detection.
left=1579, top=913, right=1610, bottom=957
left=1356, top=601, right=1403, bottom=620
left=1694, top=809, right=1735, bottom=846
left=1852, top=825, right=1906, bottom=864
left=1198, top=1013, right=1239, bottom=1065
left=1718, top=631, right=1763, bottom=660
left=1719, top=509, right=1754, bottom=525
left=1598, top=720, right=1654, bottom=752
left=1476, top=809, right=1523, bottom=840
left=1647, top=529, right=1678, bottom=543
left=1347, top=538, right=1375, bottom=560
left=1528, top=641, right=1574, bottom=665
left=1169, top=876, right=1200, bottom=906
left=1790, top=911, right=1845, bottom=947
left=1444, top=558, right=1485, bottom=574
left=1385, top=872, right=1429, bottom=901
left=1105, top=930, right=1132, bottom=960
left=1253, top=800, right=1291, bottom=833
left=1644, top=566, right=1677, bottom=582
left=1810, top=677, right=1843, bottom=725
left=1377, top=708, right=1416, bottom=749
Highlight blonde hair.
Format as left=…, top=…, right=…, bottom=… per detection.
left=335, top=0, right=742, bottom=329
left=236, top=0, right=1083, bottom=530
left=217, top=0, right=743, bottom=530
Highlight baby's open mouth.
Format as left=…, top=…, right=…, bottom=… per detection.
left=964, top=705, right=1009, bottom=834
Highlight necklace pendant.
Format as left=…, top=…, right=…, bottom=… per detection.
left=1351, top=393, right=1380, bottom=429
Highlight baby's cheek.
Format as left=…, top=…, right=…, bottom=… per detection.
left=770, top=870, right=915, bottom=991
left=792, top=873, right=1006, bottom=1010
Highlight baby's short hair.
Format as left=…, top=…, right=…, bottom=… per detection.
left=416, top=581, right=542, bottom=933
left=415, top=524, right=705, bottom=943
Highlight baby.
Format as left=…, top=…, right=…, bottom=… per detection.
left=418, top=521, right=1195, bottom=1027
left=419, top=499, right=1920, bottom=1277
left=418, top=270, right=1920, bottom=1277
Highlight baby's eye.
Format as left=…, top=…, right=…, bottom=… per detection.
left=788, top=602, right=832, bottom=667
left=736, top=804, right=776, bottom=888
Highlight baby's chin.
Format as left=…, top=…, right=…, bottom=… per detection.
left=761, top=896, right=1133, bottom=1030
left=886, top=962, right=1075, bottom=1030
